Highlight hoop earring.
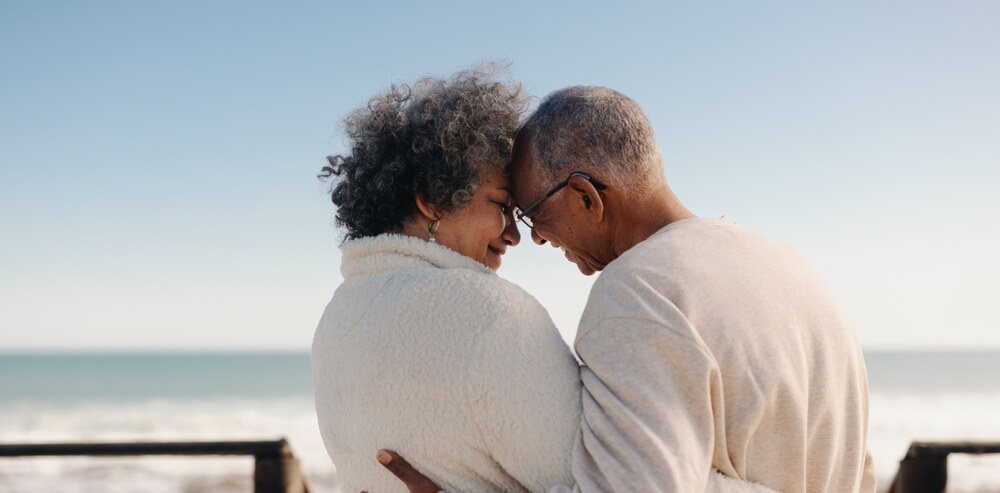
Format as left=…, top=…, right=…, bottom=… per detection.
left=427, top=218, right=440, bottom=243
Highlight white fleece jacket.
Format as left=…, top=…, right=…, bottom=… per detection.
left=312, top=234, right=581, bottom=493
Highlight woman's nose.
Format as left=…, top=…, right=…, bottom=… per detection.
left=503, top=211, right=521, bottom=246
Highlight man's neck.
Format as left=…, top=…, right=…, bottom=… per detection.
left=609, top=187, right=695, bottom=259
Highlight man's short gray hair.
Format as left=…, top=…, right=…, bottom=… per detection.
left=518, top=86, right=664, bottom=195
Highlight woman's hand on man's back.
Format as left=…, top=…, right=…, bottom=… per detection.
left=360, top=449, right=442, bottom=493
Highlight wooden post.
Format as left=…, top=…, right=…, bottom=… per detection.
left=888, top=441, right=1000, bottom=492
left=893, top=451, right=947, bottom=493
left=255, top=454, right=307, bottom=493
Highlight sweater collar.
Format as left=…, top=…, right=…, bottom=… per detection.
left=340, top=233, right=495, bottom=279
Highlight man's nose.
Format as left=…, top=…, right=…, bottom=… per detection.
left=531, top=228, right=547, bottom=245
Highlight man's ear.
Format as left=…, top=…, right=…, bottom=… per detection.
left=414, top=194, right=440, bottom=221
left=567, top=175, right=605, bottom=223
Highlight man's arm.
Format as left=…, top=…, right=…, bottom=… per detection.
left=571, top=316, right=720, bottom=492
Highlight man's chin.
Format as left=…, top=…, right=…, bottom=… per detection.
left=563, top=250, right=602, bottom=276
left=571, top=256, right=600, bottom=276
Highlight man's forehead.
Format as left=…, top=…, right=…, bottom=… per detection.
left=509, top=154, right=541, bottom=198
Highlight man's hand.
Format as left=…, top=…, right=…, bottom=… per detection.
left=372, top=449, right=442, bottom=493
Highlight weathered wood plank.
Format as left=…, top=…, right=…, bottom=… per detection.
left=890, top=441, right=1000, bottom=493
left=0, top=439, right=292, bottom=457
left=0, top=438, right=309, bottom=493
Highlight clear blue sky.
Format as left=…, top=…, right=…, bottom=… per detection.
left=1, top=0, right=997, bottom=351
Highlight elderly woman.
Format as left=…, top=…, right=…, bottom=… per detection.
left=311, top=69, right=581, bottom=493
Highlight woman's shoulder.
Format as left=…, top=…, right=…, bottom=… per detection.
left=401, top=265, right=546, bottom=319
left=383, top=266, right=564, bottom=359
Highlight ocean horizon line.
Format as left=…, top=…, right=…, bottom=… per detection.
left=3, top=347, right=1000, bottom=356
left=0, top=348, right=312, bottom=356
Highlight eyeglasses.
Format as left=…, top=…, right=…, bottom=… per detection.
left=514, top=171, right=607, bottom=229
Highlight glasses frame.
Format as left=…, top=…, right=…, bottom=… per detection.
left=515, top=171, right=607, bottom=229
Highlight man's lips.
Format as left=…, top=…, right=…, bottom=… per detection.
left=549, top=241, right=578, bottom=264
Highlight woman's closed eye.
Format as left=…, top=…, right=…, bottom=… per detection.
left=494, top=201, right=511, bottom=214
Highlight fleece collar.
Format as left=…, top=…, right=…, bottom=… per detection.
left=340, top=234, right=495, bottom=279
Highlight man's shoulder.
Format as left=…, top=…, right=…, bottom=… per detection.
left=579, top=217, right=790, bottom=343
left=607, top=217, right=725, bottom=266
left=604, top=217, right=800, bottom=281
left=595, top=218, right=727, bottom=288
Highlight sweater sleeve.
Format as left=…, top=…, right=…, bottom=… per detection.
left=571, top=316, right=721, bottom=492
left=464, top=292, right=582, bottom=493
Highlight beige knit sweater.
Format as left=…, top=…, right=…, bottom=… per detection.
left=567, top=218, right=876, bottom=492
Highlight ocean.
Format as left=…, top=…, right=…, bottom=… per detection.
left=1, top=351, right=999, bottom=492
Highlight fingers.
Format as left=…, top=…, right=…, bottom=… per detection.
left=376, top=449, right=442, bottom=493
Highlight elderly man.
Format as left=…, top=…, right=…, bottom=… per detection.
left=377, top=86, right=876, bottom=492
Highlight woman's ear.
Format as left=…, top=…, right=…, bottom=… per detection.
left=414, top=193, right=440, bottom=221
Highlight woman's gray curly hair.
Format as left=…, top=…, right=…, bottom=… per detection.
left=320, top=68, right=528, bottom=240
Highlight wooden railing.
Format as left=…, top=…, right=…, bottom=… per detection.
left=0, top=438, right=310, bottom=493
left=7, top=437, right=995, bottom=492
left=889, top=441, right=1000, bottom=493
